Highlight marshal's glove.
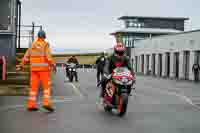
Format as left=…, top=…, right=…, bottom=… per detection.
left=16, top=64, right=24, bottom=72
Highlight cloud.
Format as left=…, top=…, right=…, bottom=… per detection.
left=21, top=0, right=200, bottom=49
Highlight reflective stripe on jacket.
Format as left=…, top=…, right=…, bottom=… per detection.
left=20, top=38, right=55, bottom=71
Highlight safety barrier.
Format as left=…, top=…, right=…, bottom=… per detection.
left=0, top=56, right=6, bottom=80
left=56, top=63, right=96, bottom=73
left=56, top=63, right=95, bottom=68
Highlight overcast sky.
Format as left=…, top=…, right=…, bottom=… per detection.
left=21, top=0, right=200, bottom=49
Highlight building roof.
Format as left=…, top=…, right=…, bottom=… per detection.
left=110, top=28, right=181, bottom=35
left=118, top=16, right=189, bottom=21
left=137, top=29, right=200, bottom=40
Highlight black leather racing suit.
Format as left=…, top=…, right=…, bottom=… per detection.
left=192, top=64, right=200, bottom=82
left=96, top=55, right=106, bottom=83
left=67, top=57, right=79, bottom=81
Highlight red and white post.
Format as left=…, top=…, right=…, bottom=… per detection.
left=2, top=56, right=6, bottom=80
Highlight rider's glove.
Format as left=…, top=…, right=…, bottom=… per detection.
left=103, top=73, right=111, bottom=81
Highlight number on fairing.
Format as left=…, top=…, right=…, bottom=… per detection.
left=114, top=72, right=129, bottom=77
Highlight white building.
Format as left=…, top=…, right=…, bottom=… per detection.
left=110, top=16, right=188, bottom=57
left=0, top=0, right=21, bottom=64
left=132, top=30, right=200, bottom=80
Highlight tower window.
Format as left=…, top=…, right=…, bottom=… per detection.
left=127, top=21, right=145, bottom=28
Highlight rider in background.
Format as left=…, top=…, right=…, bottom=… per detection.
left=100, top=43, right=135, bottom=103
left=67, top=55, right=79, bottom=82
left=96, top=52, right=106, bottom=86
left=68, top=55, right=79, bottom=64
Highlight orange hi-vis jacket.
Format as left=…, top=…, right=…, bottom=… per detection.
left=20, top=38, right=55, bottom=71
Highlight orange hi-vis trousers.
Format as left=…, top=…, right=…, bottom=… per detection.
left=28, top=71, right=52, bottom=108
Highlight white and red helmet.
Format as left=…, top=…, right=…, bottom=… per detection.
left=114, top=43, right=126, bottom=56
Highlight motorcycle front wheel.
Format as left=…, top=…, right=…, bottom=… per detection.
left=118, top=93, right=128, bottom=117
left=104, top=105, right=112, bottom=112
left=69, top=73, right=73, bottom=82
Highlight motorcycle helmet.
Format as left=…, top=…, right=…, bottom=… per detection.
left=114, top=42, right=126, bottom=57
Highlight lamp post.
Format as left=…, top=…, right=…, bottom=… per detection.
left=17, top=0, right=22, bottom=48
left=32, top=22, right=35, bottom=42
left=17, top=23, right=43, bottom=47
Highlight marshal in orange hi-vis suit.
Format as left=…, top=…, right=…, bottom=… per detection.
left=18, top=30, right=56, bottom=112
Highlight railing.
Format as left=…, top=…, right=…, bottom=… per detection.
left=0, top=24, right=9, bottom=31
left=56, top=63, right=96, bottom=69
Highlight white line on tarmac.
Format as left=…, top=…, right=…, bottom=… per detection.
left=69, top=83, right=84, bottom=98
left=153, top=88, right=200, bottom=110
left=0, top=97, right=75, bottom=112
left=63, top=76, right=83, bottom=98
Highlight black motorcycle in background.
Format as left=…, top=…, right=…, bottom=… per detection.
left=65, top=63, right=78, bottom=82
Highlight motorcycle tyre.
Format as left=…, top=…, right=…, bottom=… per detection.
left=104, top=105, right=112, bottom=112
left=118, top=93, right=128, bottom=117
left=69, top=73, right=73, bottom=82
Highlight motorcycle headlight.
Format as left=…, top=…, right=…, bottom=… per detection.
left=73, top=69, right=76, bottom=71
left=69, top=68, right=72, bottom=71
left=121, top=77, right=128, bottom=83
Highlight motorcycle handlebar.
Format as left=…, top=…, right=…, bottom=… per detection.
left=65, top=63, right=79, bottom=67
left=103, top=73, right=112, bottom=80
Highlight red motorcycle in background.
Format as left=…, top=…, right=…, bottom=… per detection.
left=102, top=67, right=135, bottom=117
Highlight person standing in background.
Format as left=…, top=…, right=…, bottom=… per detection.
left=192, top=63, right=200, bottom=82
left=96, top=52, right=106, bottom=86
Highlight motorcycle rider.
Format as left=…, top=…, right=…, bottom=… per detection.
left=67, top=55, right=79, bottom=82
left=99, top=42, right=135, bottom=103
left=65, top=59, right=70, bottom=78
left=96, top=52, right=106, bottom=86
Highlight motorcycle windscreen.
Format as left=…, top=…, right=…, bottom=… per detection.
left=113, top=67, right=130, bottom=74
